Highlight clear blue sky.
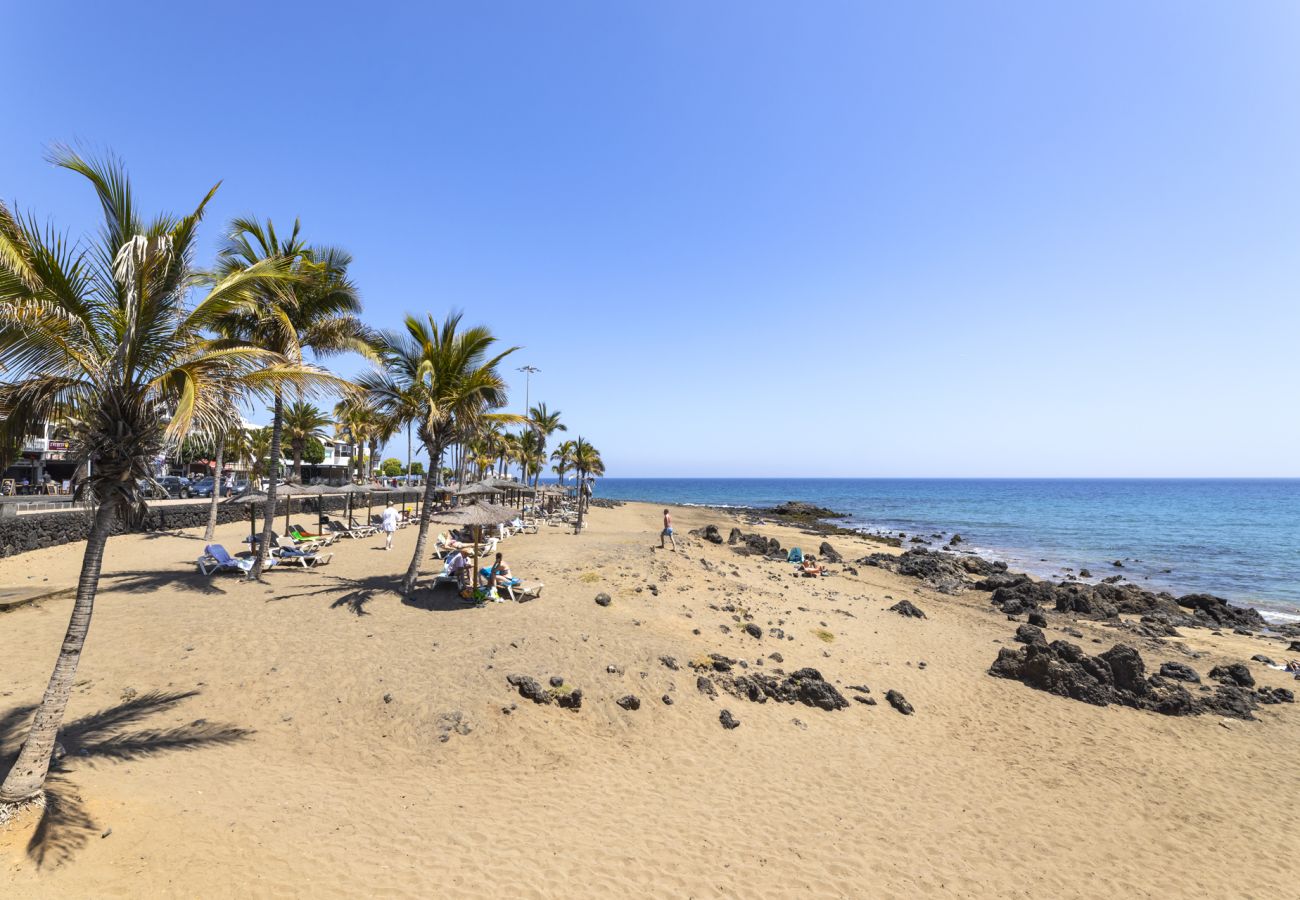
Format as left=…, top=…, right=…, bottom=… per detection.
left=6, top=2, right=1299, bottom=477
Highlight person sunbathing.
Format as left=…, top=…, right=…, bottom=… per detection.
left=799, top=556, right=825, bottom=577
left=438, top=531, right=468, bottom=550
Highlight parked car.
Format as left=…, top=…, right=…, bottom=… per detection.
left=191, top=476, right=217, bottom=498
left=136, top=478, right=168, bottom=500
left=158, top=475, right=192, bottom=499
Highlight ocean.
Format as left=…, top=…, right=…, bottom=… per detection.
left=590, top=478, right=1300, bottom=623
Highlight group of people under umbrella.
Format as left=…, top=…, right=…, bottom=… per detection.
left=225, top=478, right=570, bottom=595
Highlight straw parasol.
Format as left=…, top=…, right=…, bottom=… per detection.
left=428, top=501, right=517, bottom=592
left=225, top=482, right=337, bottom=542
left=457, top=482, right=503, bottom=500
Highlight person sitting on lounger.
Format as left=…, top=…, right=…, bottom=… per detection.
left=799, top=556, right=825, bottom=577
left=448, top=547, right=472, bottom=590
left=487, top=552, right=513, bottom=589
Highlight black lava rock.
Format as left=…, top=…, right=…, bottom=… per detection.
left=1158, top=661, right=1201, bottom=683
left=692, top=524, right=724, bottom=544
left=990, top=641, right=1271, bottom=720
left=1250, top=654, right=1276, bottom=666
left=616, top=694, right=641, bottom=711
left=1014, top=624, right=1047, bottom=647
left=507, top=674, right=550, bottom=705
left=594, top=593, right=612, bottom=607
left=719, top=709, right=740, bottom=729
left=1027, top=611, right=1048, bottom=628
left=696, top=676, right=717, bottom=698
left=885, top=690, right=914, bottom=715
left=555, top=688, right=583, bottom=709
left=889, top=599, right=927, bottom=619
left=1208, top=664, right=1255, bottom=688
left=744, top=623, right=763, bottom=639
left=818, top=541, right=842, bottom=564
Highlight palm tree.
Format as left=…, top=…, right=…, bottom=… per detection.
left=246, top=426, right=275, bottom=484
left=518, top=428, right=546, bottom=486
left=214, top=221, right=372, bottom=576
left=203, top=406, right=246, bottom=541
left=0, top=148, right=315, bottom=809
left=281, top=400, right=332, bottom=482
left=360, top=312, right=519, bottom=595
left=550, top=439, right=577, bottom=486
left=571, top=437, right=605, bottom=534
left=527, top=402, right=565, bottom=488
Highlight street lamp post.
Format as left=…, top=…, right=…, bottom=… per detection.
left=517, top=365, right=540, bottom=417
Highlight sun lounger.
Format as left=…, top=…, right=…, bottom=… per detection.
left=197, top=543, right=277, bottom=576
left=274, top=537, right=333, bottom=567
left=329, top=518, right=375, bottom=538
left=279, top=534, right=323, bottom=555
left=290, top=523, right=337, bottom=545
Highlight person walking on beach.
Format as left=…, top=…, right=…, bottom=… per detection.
left=660, top=509, right=677, bottom=550
left=380, top=501, right=399, bottom=550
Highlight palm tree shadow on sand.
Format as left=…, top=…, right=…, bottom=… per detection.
left=264, top=571, right=479, bottom=616
left=0, top=690, right=252, bottom=867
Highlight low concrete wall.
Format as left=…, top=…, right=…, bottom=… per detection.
left=0, top=491, right=425, bottom=559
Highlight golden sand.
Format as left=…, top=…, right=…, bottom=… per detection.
left=2, top=501, right=1298, bottom=897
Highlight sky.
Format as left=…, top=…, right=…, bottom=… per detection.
left=5, top=1, right=1300, bottom=477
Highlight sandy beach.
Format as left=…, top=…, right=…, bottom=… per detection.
left=2, top=500, right=1298, bottom=898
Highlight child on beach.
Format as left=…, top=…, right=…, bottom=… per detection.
left=660, top=509, right=677, bottom=550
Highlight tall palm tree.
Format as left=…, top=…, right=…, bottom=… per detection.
left=550, top=439, right=577, bottom=486
left=0, top=148, right=316, bottom=809
left=360, top=312, right=519, bottom=595
left=214, top=222, right=372, bottom=576
left=203, top=405, right=246, bottom=541
left=518, top=428, right=546, bottom=486
left=281, top=400, right=332, bottom=482
left=527, top=402, right=565, bottom=488
left=246, top=426, right=275, bottom=484
left=571, top=437, right=605, bottom=534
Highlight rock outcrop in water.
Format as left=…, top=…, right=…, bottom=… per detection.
left=977, top=577, right=1266, bottom=632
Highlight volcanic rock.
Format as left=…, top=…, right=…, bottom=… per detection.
left=1208, top=663, right=1255, bottom=688
left=885, top=690, right=914, bottom=715
left=889, top=599, right=927, bottom=619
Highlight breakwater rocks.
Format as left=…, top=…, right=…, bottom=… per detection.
left=990, top=639, right=1293, bottom=720
left=0, top=492, right=424, bottom=559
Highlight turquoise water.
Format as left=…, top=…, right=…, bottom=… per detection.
left=590, top=478, right=1300, bottom=622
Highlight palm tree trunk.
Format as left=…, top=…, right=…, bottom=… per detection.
left=574, top=466, right=585, bottom=534
left=0, top=499, right=117, bottom=804
left=293, top=446, right=303, bottom=482
left=204, top=436, right=224, bottom=541
left=251, top=391, right=284, bottom=578
left=400, top=440, right=442, bottom=595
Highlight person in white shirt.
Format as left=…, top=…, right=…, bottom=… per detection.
left=380, top=502, right=399, bottom=550
left=448, top=547, right=472, bottom=591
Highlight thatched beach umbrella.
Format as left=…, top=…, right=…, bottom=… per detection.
left=428, top=501, right=517, bottom=592
left=225, top=482, right=333, bottom=543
